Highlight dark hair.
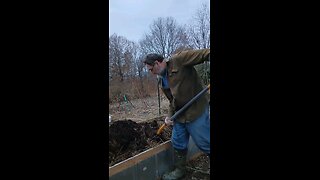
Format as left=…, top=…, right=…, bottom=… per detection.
left=143, top=53, right=164, bottom=65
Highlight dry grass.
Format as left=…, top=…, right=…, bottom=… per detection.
left=109, top=95, right=169, bottom=122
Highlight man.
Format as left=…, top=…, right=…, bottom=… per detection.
left=143, top=49, right=210, bottom=180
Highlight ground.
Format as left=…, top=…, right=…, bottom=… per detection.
left=109, top=96, right=211, bottom=179
left=109, top=95, right=169, bottom=122
left=184, top=154, right=211, bottom=180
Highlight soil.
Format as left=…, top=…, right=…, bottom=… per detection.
left=109, top=117, right=172, bottom=166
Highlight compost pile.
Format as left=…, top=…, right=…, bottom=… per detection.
left=109, top=118, right=172, bottom=166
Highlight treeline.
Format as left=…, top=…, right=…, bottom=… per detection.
left=109, top=3, right=210, bottom=103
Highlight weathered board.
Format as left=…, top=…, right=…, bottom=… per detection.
left=109, top=138, right=202, bottom=180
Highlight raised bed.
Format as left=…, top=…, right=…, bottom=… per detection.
left=109, top=117, right=203, bottom=179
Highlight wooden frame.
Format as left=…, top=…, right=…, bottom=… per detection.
left=109, top=140, right=172, bottom=177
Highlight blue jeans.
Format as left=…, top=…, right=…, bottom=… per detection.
left=171, top=106, right=210, bottom=155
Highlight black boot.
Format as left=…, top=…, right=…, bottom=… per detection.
left=162, top=149, right=187, bottom=180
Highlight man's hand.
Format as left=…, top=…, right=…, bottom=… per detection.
left=164, top=117, right=173, bottom=125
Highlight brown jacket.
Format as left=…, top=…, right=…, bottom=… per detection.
left=159, top=49, right=210, bottom=123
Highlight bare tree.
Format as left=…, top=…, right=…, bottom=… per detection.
left=109, top=34, right=136, bottom=82
left=139, top=17, right=190, bottom=58
left=188, top=3, right=210, bottom=49
left=129, top=43, right=140, bottom=78
left=187, top=3, right=211, bottom=85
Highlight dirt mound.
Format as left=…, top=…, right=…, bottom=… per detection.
left=109, top=119, right=172, bottom=166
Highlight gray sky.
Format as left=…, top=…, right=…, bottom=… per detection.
left=109, top=0, right=210, bottom=43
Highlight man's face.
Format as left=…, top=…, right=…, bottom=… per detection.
left=146, top=61, right=162, bottom=75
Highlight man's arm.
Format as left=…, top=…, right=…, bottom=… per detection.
left=173, top=48, right=210, bottom=66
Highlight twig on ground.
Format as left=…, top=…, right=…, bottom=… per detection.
left=186, top=166, right=210, bottom=175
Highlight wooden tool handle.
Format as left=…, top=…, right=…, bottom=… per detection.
left=156, top=123, right=166, bottom=135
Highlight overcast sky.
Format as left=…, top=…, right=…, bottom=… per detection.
left=109, top=0, right=210, bottom=43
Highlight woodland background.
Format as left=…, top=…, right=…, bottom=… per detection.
left=109, top=3, right=210, bottom=104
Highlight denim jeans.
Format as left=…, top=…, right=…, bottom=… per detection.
left=171, top=105, right=210, bottom=155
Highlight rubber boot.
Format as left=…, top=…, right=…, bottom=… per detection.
left=162, top=149, right=187, bottom=180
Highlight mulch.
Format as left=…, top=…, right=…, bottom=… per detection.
left=109, top=119, right=172, bottom=166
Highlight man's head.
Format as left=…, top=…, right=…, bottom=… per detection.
left=143, top=53, right=167, bottom=75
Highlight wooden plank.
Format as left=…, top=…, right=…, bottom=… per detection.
left=109, top=140, right=172, bottom=177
